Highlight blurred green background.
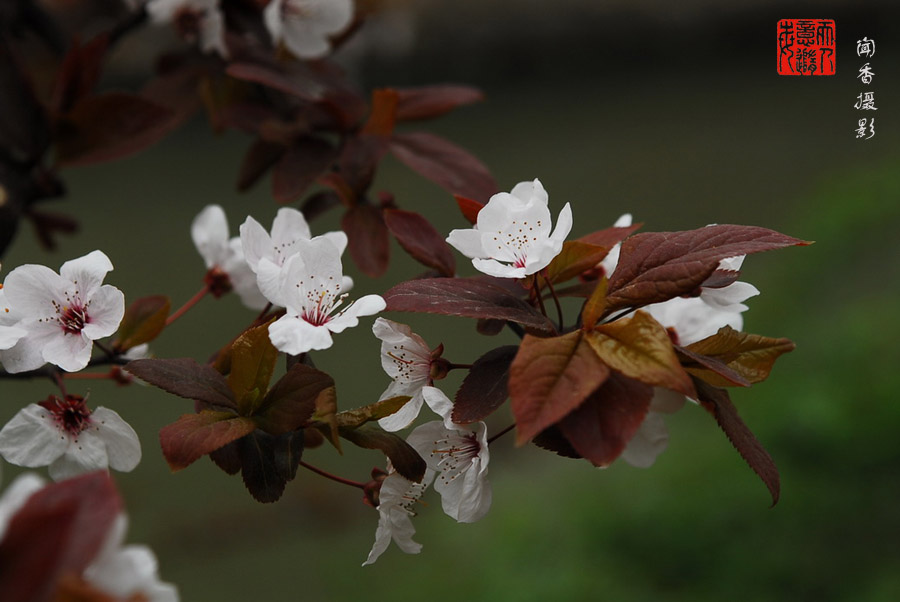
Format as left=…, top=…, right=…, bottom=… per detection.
left=2, top=1, right=899, bottom=600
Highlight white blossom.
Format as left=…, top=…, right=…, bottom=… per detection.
left=406, top=387, right=492, bottom=523
left=0, top=251, right=124, bottom=373
left=363, top=467, right=434, bottom=566
left=146, top=0, right=228, bottom=58
left=84, top=514, right=179, bottom=602
left=240, top=207, right=348, bottom=308
left=265, top=0, right=354, bottom=60
left=192, top=205, right=268, bottom=310
left=268, top=237, right=385, bottom=354
left=372, top=318, right=434, bottom=432
left=0, top=395, right=141, bottom=481
left=446, top=179, right=572, bottom=279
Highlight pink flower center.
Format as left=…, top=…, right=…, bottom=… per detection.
left=39, top=395, right=92, bottom=436
left=54, top=300, right=89, bottom=335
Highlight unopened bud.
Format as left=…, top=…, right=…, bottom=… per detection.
left=430, top=357, right=451, bottom=381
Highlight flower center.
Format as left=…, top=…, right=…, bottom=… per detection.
left=296, top=275, right=345, bottom=326
left=53, top=299, right=89, bottom=335
left=430, top=431, right=481, bottom=485
left=39, top=394, right=92, bottom=436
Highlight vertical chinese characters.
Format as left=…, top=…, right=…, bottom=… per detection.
left=854, top=37, right=877, bottom=140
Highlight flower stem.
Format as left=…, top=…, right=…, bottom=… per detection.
left=488, top=423, right=516, bottom=445
left=540, top=270, right=564, bottom=330
left=532, top=277, right=548, bottom=318
left=448, top=363, right=473, bottom=371
left=166, top=286, right=210, bottom=327
left=300, top=461, right=366, bottom=490
left=63, top=372, right=113, bottom=381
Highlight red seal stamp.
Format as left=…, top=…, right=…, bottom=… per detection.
left=777, top=19, right=836, bottom=75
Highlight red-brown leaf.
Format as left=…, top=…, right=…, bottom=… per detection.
left=606, top=225, right=810, bottom=311
left=338, top=425, right=427, bottom=483
left=124, top=358, right=236, bottom=410
left=684, top=326, right=796, bottom=387
left=545, top=241, right=613, bottom=285
left=383, top=277, right=555, bottom=334
left=578, top=223, right=642, bottom=248
left=395, top=85, right=484, bottom=121
left=384, top=208, right=455, bottom=276
left=453, top=345, right=518, bottom=424
left=272, top=137, right=338, bottom=204
left=56, top=92, right=176, bottom=166
left=238, top=138, right=284, bottom=192
left=557, top=373, right=653, bottom=467
left=342, top=203, right=390, bottom=277
left=255, top=364, right=334, bottom=435
left=113, top=295, right=170, bottom=351
left=694, top=379, right=780, bottom=505
left=160, top=411, right=256, bottom=472
left=510, top=331, right=611, bottom=444
left=362, top=88, right=398, bottom=136
left=454, top=194, right=484, bottom=223
left=390, top=132, right=497, bottom=201
left=226, top=61, right=325, bottom=102
left=52, top=35, right=109, bottom=114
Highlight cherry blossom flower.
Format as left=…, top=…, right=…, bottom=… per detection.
left=372, top=318, right=441, bottom=432
left=265, top=0, right=354, bottom=60
left=192, top=205, right=268, bottom=310
left=446, top=178, right=573, bottom=279
left=146, top=0, right=228, bottom=58
left=0, top=394, right=141, bottom=481
left=406, top=387, right=492, bottom=523
left=83, top=514, right=179, bottom=602
left=362, top=467, right=434, bottom=566
left=268, top=237, right=385, bottom=354
left=240, top=207, right=348, bottom=307
left=0, top=250, right=124, bottom=373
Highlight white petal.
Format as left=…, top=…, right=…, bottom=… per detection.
left=446, top=228, right=486, bottom=260
left=199, top=6, right=228, bottom=58
left=377, top=389, right=425, bottom=432
left=550, top=202, right=573, bottom=244
left=239, top=215, right=272, bottom=272
left=191, top=205, right=230, bottom=268
left=86, top=542, right=179, bottom=602
left=439, top=455, right=492, bottom=523
left=475, top=192, right=525, bottom=233
left=0, top=404, right=68, bottom=467
left=4, top=264, right=69, bottom=319
left=0, top=321, right=53, bottom=373
left=321, top=231, right=348, bottom=256
left=718, top=255, right=745, bottom=271
left=0, top=324, right=27, bottom=350
left=263, top=0, right=285, bottom=41
left=271, top=207, right=312, bottom=251
left=420, top=386, right=454, bottom=426
left=701, top=281, right=759, bottom=310
left=48, top=430, right=109, bottom=480
left=620, top=412, right=669, bottom=468
left=59, top=250, right=114, bottom=300
left=471, top=258, right=525, bottom=279
left=225, top=238, right=268, bottom=310
left=509, top=178, right=548, bottom=205
left=81, top=285, right=125, bottom=339
left=326, top=294, right=386, bottom=334
left=0, top=473, right=46, bottom=541
left=92, top=407, right=142, bottom=472
left=269, top=315, right=334, bottom=355
left=42, top=330, right=94, bottom=372
left=255, top=258, right=286, bottom=307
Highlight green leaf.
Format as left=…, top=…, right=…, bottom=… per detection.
left=114, top=295, right=170, bottom=351
left=159, top=411, right=256, bottom=472
left=338, top=425, right=426, bottom=483
left=586, top=310, right=695, bottom=397
left=684, top=326, right=796, bottom=387
left=335, top=396, right=411, bottom=429
left=510, top=331, right=611, bottom=445
left=228, top=321, right=279, bottom=416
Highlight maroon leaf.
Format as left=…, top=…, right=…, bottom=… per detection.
left=683, top=326, right=796, bottom=387
left=510, top=331, right=611, bottom=444
left=454, top=194, right=484, bottom=223
left=395, top=85, right=483, bottom=121
left=0, top=40, right=50, bottom=158
left=675, top=345, right=752, bottom=388
left=56, top=92, right=177, bottom=166
left=577, top=223, right=642, bottom=249
left=125, top=358, right=236, bottom=410
left=544, top=241, right=613, bottom=285
left=557, top=373, right=654, bottom=467
left=383, top=277, right=555, bottom=334
left=237, top=429, right=305, bottom=503
left=301, top=190, right=342, bottom=221
left=226, top=61, right=325, bottom=102
left=0, top=472, right=121, bottom=602
left=238, top=138, right=284, bottom=192
left=453, top=345, right=518, bottom=424
left=339, top=425, right=427, bottom=483
left=606, top=225, right=810, bottom=311
left=255, top=364, right=334, bottom=435
left=114, top=295, right=170, bottom=351
left=384, top=208, right=455, bottom=276
left=51, top=35, right=109, bottom=114
left=342, top=203, right=390, bottom=277
left=362, top=88, right=398, bottom=136
left=532, top=425, right=581, bottom=459
left=694, top=378, right=780, bottom=505
left=160, top=411, right=256, bottom=472
left=272, top=137, right=338, bottom=204
left=390, top=132, right=497, bottom=201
